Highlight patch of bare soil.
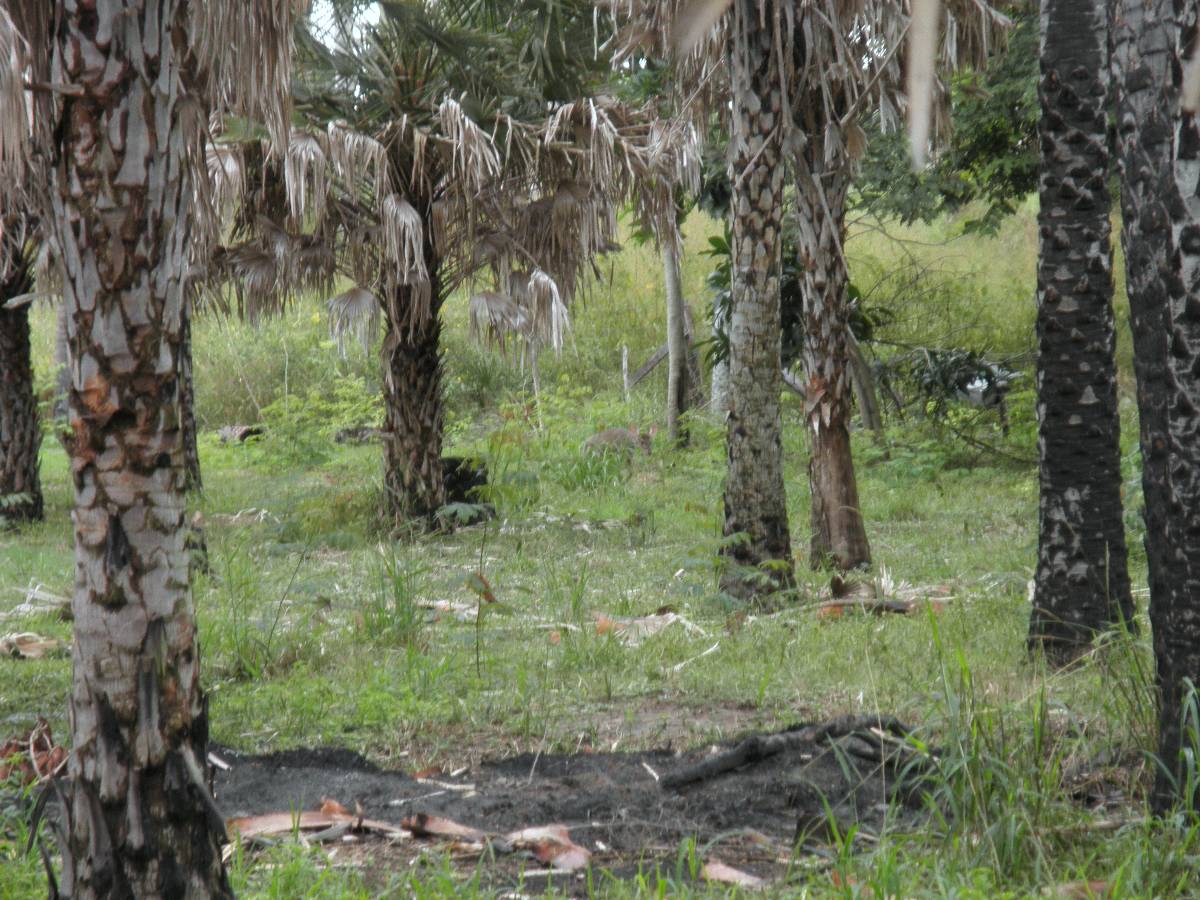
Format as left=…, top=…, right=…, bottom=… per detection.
left=213, top=715, right=933, bottom=894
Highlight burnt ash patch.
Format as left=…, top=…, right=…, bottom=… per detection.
left=211, top=716, right=935, bottom=891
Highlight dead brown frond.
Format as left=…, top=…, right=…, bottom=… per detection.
left=0, top=5, right=29, bottom=186
left=328, top=285, right=382, bottom=357
left=186, top=0, right=298, bottom=153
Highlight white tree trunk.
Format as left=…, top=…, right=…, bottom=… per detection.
left=47, top=2, right=231, bottom=894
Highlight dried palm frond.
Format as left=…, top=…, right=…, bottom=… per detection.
left=186, top=0, right=301, bottom=153
left=328, top=285, right=381, bottom=357
left=468, top=268, right=572, bottom=359
left=380, top=195, right=427, bottom=285
left=468, top=289, right=529, bottom=353
left=0, top=1, right=53, bottom=206
left=203, top=2, right=693, bottom=343
left=608, top=0, right=1009, bottom=167
left=285, top=129, right=329, bottom=224
left=206, top=143, right=246, bottom=222
left=0, top=6, right=29, bottom=185
left=328, top=120, right=393, bottom=203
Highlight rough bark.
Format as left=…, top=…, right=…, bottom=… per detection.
left=719, top=0, right=796, bottom=600
left=1157, top=4, right=1200, bottom=811
left=1113, top=0, right=1200, bottom=811
left=1028, top=0, right=1133, bottom=662
left=795, top=127, right=871, bottom=570
left=663, top=214, right=690, bottom=446
left=382, top=246, right=446, bottom=528
left=0, top=235, right=43, bottom=525
left=47, top=2, right=231, bottom=895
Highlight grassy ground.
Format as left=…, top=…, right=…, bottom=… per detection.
left=2, top=209, right=1195, bottom=897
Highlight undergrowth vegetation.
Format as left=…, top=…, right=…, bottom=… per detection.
left=3, top=208, right=1191, bottom=897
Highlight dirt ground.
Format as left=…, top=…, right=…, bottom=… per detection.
left=213, top=715, right=932, bottom=894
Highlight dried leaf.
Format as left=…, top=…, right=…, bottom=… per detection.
left=701, top=860, right=766, bottom=890
left=0, top=632, right=65, bottom=660
left=418, top=599, right=476, bottom=621
left=319, top=798, right=351, bottom=817
left=592, top=611, right=707, bottom=647
left=228, top=806, right=405, bottom=840
left=464, top=572, right=496, bottom=603
left=504, top=824, right=592, bottom=871
left=228, top=810, right=342, bottom=839
left=401, top=812, right=488, bottom=842
left=1045, top=882, right=1110, bottom=899
left=0, top=719, right=67, bottom=785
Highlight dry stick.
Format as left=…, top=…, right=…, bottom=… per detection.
left=658, top=715, right=911, bottom=790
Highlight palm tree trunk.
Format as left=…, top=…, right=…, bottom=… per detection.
left=1028, top=0, right=1133, bottom=663
left=795, top=131, right=871, bottom=570
left=48, top=3, right=231, bottom=895
left=382, top=256, right=446, bottom=528
left=180, top=296, right=202, bottom=491
left=1113, top=0, right=1200, bottom=811
left=719, top=0, right=795, bottom=601
left=0, top=238, right=42, bottom=525
left=663, top=215, right=690, bottom=446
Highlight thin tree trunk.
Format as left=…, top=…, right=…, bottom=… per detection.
left=1113, top=0, right=1200, bottom=811
left=719, top=0, right=796, bottom=601
left=710, top=297, right=730, bottom=416
left=48, top=3, right=231, bottom=895
left=180, top=295, right=202, bottom=491
left=382, top=250, right=446, bottom=528
left=663, top=211, right=690, bottom=446
left=1028, top=0, right=1133, bottom=663
left=682, top=303, right=705, bottom=409
left=0, top=232, right=43, bottom=525
left=795, top=128, right=871, bottom=570
left=846, top=333, right=883, bottom=435
left=54, top=301, right=70, bottom=420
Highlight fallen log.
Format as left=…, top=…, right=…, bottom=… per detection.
left=659, top=715, right=912, bottom=790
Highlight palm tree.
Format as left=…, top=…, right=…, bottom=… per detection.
left=611, top=0, right=1004, bottom=595
left=0, top=215, right=42, bottom=525
left=211, top=0, right=687, bottom=528
left=0, top=1, right=297, bottom=893
left=1026, top=0, right=1133, bottom=662
left=1113, top=0, right=1200, bottom=812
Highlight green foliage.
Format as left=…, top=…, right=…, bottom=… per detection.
left=0, top=493, right=34, bottom=529
left=361, top=546, right=426, bottom=649
left=252, top=372, right=384, bottom=470
left=4, top=203, right=1170, bottom=896
left=701, top=225, right=891, bottom=368
left=854, top=15, right=1039, bottom=234
left=192, top=308, right=379, bottom=430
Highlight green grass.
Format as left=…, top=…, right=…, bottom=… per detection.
left=2, top=208, right=1194, bottom=897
